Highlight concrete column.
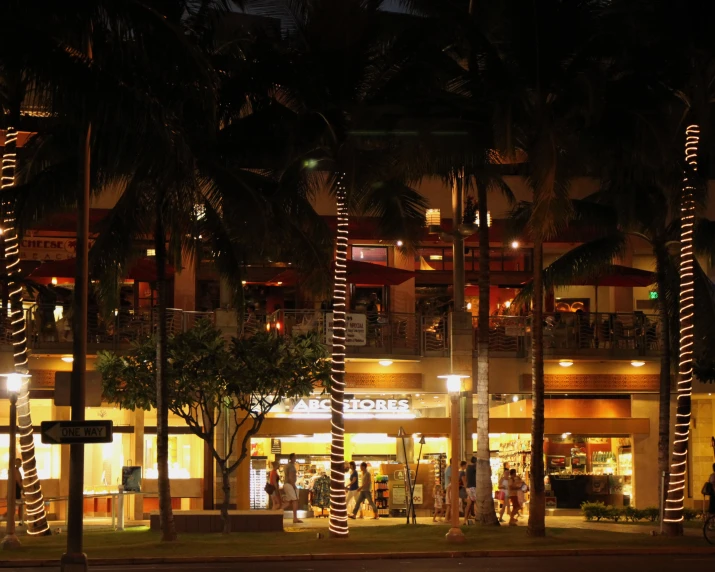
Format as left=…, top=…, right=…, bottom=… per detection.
left=632, top=394, right=670, bottom=509
left=133, top=409, right=144, bottom=520
left=173, top=255, right=196, bottom=311
left=451, top=310, right=474, bottom=460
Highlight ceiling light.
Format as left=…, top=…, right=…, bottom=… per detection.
left=396, top=240, right=403, bottom=247
left=559, top=360, right=574, bottom=367
left=512, top=395, right=518, bottom=402
left=415, top=394, right=420, bottom=397
left=561, top=432, right=571, bottom=439
left=61, top=356, right=74, bottom=363
left=504, top=300, right=511, bottom=309
left=466, top=302, right=472, bottom=310
left=630, top=360, right=645, bottom=367
left=511, top=240, right=519, bottom=249
left=146, top=249, right=156, bottom=257
left=378, top=360, right=393, bottom=367
left=429, top=254, right=443, bottom=261
left=433, top=395, right=439, bottom=399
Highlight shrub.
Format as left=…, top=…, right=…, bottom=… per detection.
left=623, top=506, right=642, bottom=522
left=581, top=501, right=608, bottom=521
left=683, top=507, right=702, bottom=521
left=605, top=506, right=624, bottom=522
left=641, top=507, right=660, bottom=522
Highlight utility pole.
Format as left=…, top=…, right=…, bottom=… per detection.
left=61, top=30, right=91, bottom=572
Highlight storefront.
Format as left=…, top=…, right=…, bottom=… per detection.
left=488, top=433, right=633, bottom=510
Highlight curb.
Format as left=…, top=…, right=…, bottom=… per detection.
left=3, top=546, right=715, bottom=567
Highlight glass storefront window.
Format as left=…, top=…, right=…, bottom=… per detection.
left=143, top=434, right=203, bottom=480
left=0, top=434, right=60, bottom=481
left=84, top=433, right=129, bottom=492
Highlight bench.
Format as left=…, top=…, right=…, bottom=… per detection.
left=149, top=510, right=283, bottom=533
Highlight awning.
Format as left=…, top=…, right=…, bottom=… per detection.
left=28, top=257, right=175, bottom=282
left=266, top=260, right=415, bottom=287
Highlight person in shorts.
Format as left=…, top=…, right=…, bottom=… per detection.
left=281, top=453, right=303, bottom=523
left=508, top=469, right=523, bottom=526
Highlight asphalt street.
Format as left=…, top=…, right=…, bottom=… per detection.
left=8, top=555, right=715, bottom=572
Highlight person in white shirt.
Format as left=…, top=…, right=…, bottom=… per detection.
left=348, top=462, right=379, bottom=520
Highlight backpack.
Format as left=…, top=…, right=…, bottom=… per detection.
left=264, top=482, right=276, bottom=495
left=701, top=480, right=714, bottom=497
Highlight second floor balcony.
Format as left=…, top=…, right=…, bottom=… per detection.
left=11, top=305, right=662, bottom=361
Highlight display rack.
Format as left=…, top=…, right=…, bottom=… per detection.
left=249, top=456, right=268, bottom=510
left=618, top=446, right=633, bottom=499
left=374, top=474, right=390, bottom=517
left=425, top=453, right=446, bottom=490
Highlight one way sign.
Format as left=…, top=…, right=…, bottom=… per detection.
left=41, top=420, right=113, bottom=444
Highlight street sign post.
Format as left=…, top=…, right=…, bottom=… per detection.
left=41, top=420, right=113, bottom=445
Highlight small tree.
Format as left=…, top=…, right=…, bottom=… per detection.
left=98, top=320, right=330, bottom=533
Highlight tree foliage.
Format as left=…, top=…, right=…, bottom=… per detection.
left=97, top=320, right=331, bottom=532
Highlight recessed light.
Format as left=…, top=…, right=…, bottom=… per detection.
left=415, top=394, right=421, bottom=397
left=511, top=240, right=519, bottom=249
left=396, top=240, right=404, bottom=247
left=630, top=360, right=645, bottom=367
left=512, top=395, right=518, bottom=402
left=559, top=360, right=574, bottom=367
left=433, top=396, right=439, bottom=399
left=378, top=360, right=393, bottom=367
left=61, top=356, right=74, bottom=363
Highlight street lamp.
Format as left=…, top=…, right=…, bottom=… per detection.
left=439, top=374, right=468, bottom=543
left=2, top=373, right=23, bottom=549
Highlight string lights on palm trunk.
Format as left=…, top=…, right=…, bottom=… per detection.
left=2, top=126, right=50, bottom=536
left=328, top=174, right=349, bottom=538
left=664, top=124, right=698, bottom=527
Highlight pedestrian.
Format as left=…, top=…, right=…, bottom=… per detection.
left=508, top=468, right=523, bottom=526
left=268, top=461, right=282, bottom=511
left=13, top=458, right=23, bottom=523
left=458, top=460, right=467, bottom=517
left=497, top=468, right=510, bottom=522
left=346, top=461, right=360, bottom=515
left=463, top=456, right=477, bottom=525
left=281, top=453, right=303, bottom=523
left=433, top=483, right=445, bottom=522
left=708, top=462, right=715, bottom=515
left=444, top=458, right=452, bottom=521
left=348, top=462, right=380, bottom=520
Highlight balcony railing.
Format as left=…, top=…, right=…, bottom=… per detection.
left=14, top=305, right=661, bottom=360
left=267, top=310, right=422, bottom=357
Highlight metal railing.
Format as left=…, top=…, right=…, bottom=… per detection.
left=11, top=305, right=661, bottom=359
left=267, top=309, right=421, bottom=356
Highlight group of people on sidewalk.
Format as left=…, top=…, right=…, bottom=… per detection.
left=267, top=454, right=381, bottom=522
left=436, top=457, right=527, bottom=526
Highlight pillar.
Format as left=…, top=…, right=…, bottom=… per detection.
left=451, top=310, right=474, bottom=460
left=133, top=409, right=144, bottom=520
left=173, top=255, right=196, bottom=311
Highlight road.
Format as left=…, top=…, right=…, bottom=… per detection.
left=9, top=555, right=715, bottom=572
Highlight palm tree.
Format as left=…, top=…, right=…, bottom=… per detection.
left=242, top=0, right=438, bottom=537
left=478, top=0, right=605, bottom=536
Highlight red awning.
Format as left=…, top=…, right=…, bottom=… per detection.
left=28, top=257, right=175, bottom=282
left=266, top=260, right=415, bottom=287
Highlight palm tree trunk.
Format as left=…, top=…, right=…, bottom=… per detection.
left=475, top=183, right=497, bottom=525
left=2, top=125, right=50, bottom=535
left=329, top=177, right=349, bottom=538
left=654, top=243, right=671, bottom=508
left=155, top=193, right=176, bottom=542
left=663, top=125, right=699, bottom=535
left=528, top=236, right=546, bottom=537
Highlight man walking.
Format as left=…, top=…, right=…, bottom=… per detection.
left=348, top=462, right=380, bottom=520
left=463, top=456, right=477, bottom=525
left=281, top=453, right=303, bottom=523
left=345, top=461, right=359, bottom=514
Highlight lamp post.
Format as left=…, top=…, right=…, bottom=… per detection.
left=407, top=434, right=426, bottom=523
left=2, top=373, right=23, bottom=549
left=440, top=374, right=467, bottom=543
left=397, top=427, right=415, bottom=525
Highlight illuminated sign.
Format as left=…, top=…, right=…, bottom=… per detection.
left=291, top=397, right=411, bottom=414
